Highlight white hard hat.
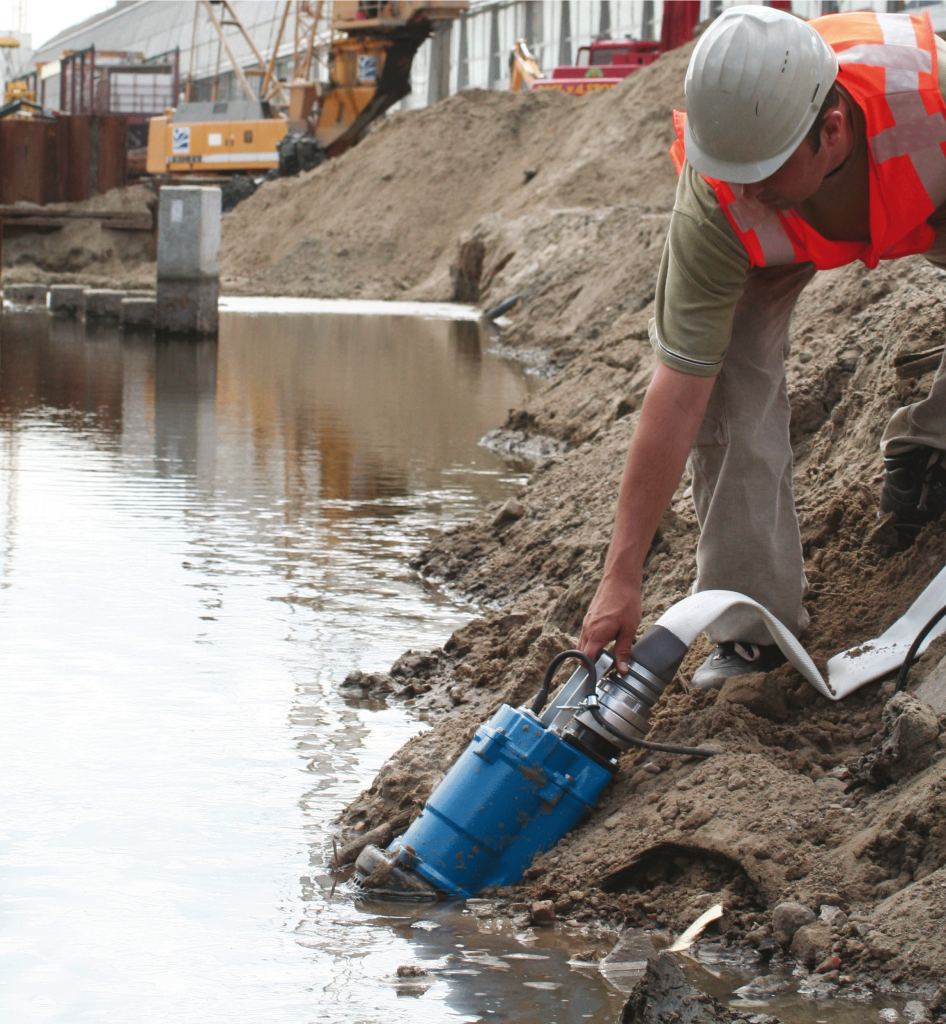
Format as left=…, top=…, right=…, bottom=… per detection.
left=683, top=5, right=838, bottom=184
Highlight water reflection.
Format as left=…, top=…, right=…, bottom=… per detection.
left=0, top=305, right=625, bottom=1023
left=152, top=337, right=218, bottom=481
left=0, top=315, right=124, bottom=432
left=358, top=900, right=626, bottom=1022
left=1, top=309, right=527, bottom=506
left=216, top=312, right=518, bottom=508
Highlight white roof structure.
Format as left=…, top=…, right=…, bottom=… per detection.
left=32, top=2, right=307, bottom=82
left=30, top=0, right=946, bottom=112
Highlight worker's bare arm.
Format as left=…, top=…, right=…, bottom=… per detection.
left=578, top=362, right=716, bottom=672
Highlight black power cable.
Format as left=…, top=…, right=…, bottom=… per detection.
left=622, top=732, right=720, bottom=758
left=587, top=704, right=720, bottom=758
left=894, top=601, right=946, bottom=694
left=530, top=649, right=598, bottom=715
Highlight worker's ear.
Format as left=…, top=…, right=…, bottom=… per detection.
left=820, top=105, right=845, bottom=152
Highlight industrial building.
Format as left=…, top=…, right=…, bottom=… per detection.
left=27, top=0, right=946, bottom=118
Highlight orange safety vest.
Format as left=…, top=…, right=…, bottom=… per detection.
left=669, top=11, right=946, bottom=270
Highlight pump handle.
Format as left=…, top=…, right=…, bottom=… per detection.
left=530, top=649, right=599, bottom=715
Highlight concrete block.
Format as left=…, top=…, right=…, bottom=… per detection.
left=155, top=279, right=219, bottom=335
left=83, top=289, right=127, bottom=320
left=3, top=283, right=48, bottom=306
left=49, top=284, right=87, bottom=316
left=156, top=186, right=220, bottom=336
left=157, top=186, right=221, bottom=280
left=120, top=296, right=156, bottom=328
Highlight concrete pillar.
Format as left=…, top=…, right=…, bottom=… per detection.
left=3, top=283, right=48, bottom=307
left=121, top=296, right=156, bottom=328
left=426, top=21, right=452, bottom=105
left=524, top=1, right=542, bottom=49
left=599, top=1, right=611, bottom=40
left=641, top=1, right=654, bottom=40
left=84, top=288, right=127, bottom=320
left=457, top=13, right=469, bottom=89
left=488, top=5, right=501, bottom=88
left=156, top=186, right=221, bottom=336
left=558, top=2, right=572, bottom=68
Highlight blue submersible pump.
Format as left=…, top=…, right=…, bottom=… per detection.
left=352, top=622, right=701, bottom=899
left=352, top=586, right=833, bottom=897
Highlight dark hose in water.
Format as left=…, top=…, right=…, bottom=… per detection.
left=483, top=293, right=522, bottom=321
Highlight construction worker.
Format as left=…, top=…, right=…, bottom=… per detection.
left=579, top=6, right=946, bottom=689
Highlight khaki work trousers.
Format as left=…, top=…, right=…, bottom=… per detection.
left=688, top=259, right=946, bottom=645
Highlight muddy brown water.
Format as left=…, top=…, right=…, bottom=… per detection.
left=0, top=299, right=915, bottom=1024
left=0, top=300, right=628, bottom=1023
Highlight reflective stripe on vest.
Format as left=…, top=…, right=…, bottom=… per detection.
left=669, top=11, right=946, bottom=270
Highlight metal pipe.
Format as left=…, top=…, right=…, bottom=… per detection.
left=221, top=0, right=289, bottom=106
left=201, top=0, right=256, bottom=103
left=261, top=0, right=292, bottom=103
left=186, top=1, right=200, bottom=102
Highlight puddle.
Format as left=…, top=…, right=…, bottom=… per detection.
left=345, top=898, right=624, bottom=1020
left=0, top=303, right=627, bottom=1022
left=682, top=943, right=912, bottom=1024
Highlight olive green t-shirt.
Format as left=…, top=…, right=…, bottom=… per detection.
left=650, top=36, right=946, bottom=377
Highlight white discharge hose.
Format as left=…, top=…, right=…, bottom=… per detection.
left=653, top=590, right=837, bottom=700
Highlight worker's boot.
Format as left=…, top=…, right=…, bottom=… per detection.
left=879, top=444, right=946, bottom=547
left=691, top=642, right=786, bottom=691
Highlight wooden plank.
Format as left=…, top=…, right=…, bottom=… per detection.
left=2, top=217, right=65, bottom=227
left=1, top=214, right=151, bottom=232
left=0, top=206, right=149, bottom=221
left=894, top=345, right=945, bottom=379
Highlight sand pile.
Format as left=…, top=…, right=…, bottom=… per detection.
left=1, top=183, right=157, bottom=289
left=218, top=42, right=691, bottom=305
left=314, top=48, right=946, bottom=1002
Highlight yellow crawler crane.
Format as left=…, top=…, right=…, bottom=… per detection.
left=315, top=1, right=468, bottom=155
left=1, top=34, right=36, bottom=113
left=147, top=0, right=467, bottom=176
left=147, top=0, right=291, bottom=175
left=146, top=100, right=289, bottom=174
left=508, top=38, right=543, bottom=93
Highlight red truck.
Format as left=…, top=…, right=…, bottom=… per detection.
left=530, top=38, right=662, bottom=96
left=525, top=0, right=770, bottom=98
